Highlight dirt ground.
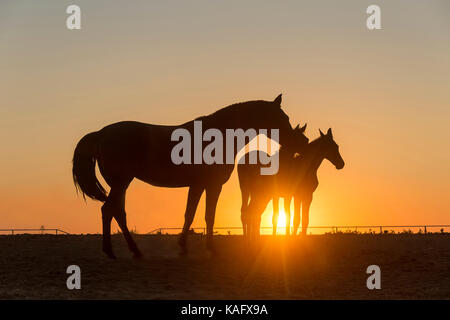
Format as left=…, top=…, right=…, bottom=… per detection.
left=0, top=234, right=449, bottom=299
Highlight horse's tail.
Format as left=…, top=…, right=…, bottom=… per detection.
left=72, top=131, right=108, bottom=202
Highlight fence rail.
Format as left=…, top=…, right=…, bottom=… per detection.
left=0, top=228, right=70, bottom=235
left=148, top=225, right=450, bottom=235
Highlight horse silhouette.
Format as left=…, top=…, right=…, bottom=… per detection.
left=238, top=128, right=344, bottom=238
left=72, top=94, right=307, bottom=258
left=238, top=124, right=308, bottom=238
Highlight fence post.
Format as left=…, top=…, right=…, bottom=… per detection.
left=11, top=230, right=14, bottom=235
left=380, top=226, right=383, bottom=234
left=424, top=226, right=427, bottom=234
left=55, top=229, right=58, bottom=235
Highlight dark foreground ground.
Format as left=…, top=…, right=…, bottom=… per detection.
left=0, top=234, right=449, bottom=299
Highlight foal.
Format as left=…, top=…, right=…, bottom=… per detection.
left=238, top=124, right=308, bottom=238
left=279, top=128, right=344, bottom=235
left=239, top=128, right=344, bottom=238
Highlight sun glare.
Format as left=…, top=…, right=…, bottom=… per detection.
left=277, top=208, right=287, bottom=229
left=262, top=200, right=294, bottom=235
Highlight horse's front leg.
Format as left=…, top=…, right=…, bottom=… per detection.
left=178, top=186, right=204, bottom=253
left=205, top=184, right=222, bottom=252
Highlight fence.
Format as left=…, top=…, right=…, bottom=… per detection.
left=148, top=225, right=450, bottom=235
left=0, top=228, right=70, bottom=235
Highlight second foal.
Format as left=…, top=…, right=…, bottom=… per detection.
left=239, top=128, right=344, bottom=237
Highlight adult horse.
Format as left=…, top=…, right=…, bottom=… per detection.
left=239, top=128, right=344, bottom=238
left=72, top=94, right=306, bottom=258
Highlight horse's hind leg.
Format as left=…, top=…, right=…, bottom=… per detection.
left=240, top=189, right=250, bottom=237
left=102, top=181, right=141, bottom=259
left=178, top=186, right=204, bottom=253
left=284, top=197, right=292, bottom=236
left=101, top=203, right=115, bottom=259
left=246, top=194, right=270, bottom=240
left=301, top=195, right=312, bottom=236
left=272, top=197, right=279, bottom=235
left=293, top=196, right=301, bottom=236
left=113, top=188, right=142, bottom=259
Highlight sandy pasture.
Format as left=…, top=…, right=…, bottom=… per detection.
left=0, top=234, right=449, bottom=299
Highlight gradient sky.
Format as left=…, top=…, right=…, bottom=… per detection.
left=1, top=0, right=449, bottom=234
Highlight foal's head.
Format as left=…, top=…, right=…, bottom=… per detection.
left=318, top=128, right=345, bottom=170
left=288, top=123, right=309, bottom=152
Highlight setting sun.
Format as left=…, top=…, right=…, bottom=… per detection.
left=261, top=200, right=293, bottom=235
left=276, top=208, right=287, bottom=230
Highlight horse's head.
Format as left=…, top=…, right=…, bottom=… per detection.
left=318, top=128, right=345, bottom=170
left=263, top=94, right=308, bottom=150
left=283, top=123, right=309, bottom=153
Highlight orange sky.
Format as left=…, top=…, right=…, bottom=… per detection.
left=1, top=1, right=449, bottom=234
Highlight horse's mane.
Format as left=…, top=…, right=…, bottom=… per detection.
left=194, top=100, right=268, bottom=122
left=292, top=135, right=326, bottom=162
left=308, top=135, right=324, bottom=146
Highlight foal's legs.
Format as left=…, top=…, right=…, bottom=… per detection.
left=272, top=197, right=279, bottom=235
left=240, top=189, right=250, bottom=237
left=205, top=184, right=222, bottom=251
left=178, top=186, right=204, bottom=252
left=246, top=194, right=270, bottom=240
left=284, top=197, right=291, bottom=236
left=241, top=211, right=249, bottom=238
left=293, top=196, right=302, bottom=236
left=301, top=195, right=313, bottom=235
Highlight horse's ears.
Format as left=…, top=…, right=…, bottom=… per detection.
left=296, top=123, right=307, bottom=133
left=300, top=123, right=307, bottom=132
left=327, top=128, right=333, bottom=138
left=319, top=129, right=325, bottom=137
left=273, top=94, right=282, bottom=106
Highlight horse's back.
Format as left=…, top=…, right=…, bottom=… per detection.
left=237, top=151, right=276, bottom=196
left=96, top=121, right=235, bottom=188
left=95, top=121, right=178, bottom=184
left=291, top=158, right=319, bottom=195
